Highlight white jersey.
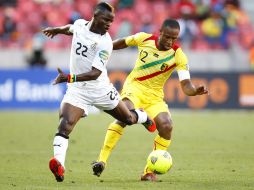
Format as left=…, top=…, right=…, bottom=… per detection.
left=68, top=19, right=112, bottom=90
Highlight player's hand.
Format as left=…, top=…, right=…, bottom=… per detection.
left=42, top=27, right=59, bottom=38
left=53, top=68, right=68, bottom=85
left=195, top=85, right=208, bottom=95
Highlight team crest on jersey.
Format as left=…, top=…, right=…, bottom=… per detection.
left=99, top=50, right=109, bottom=61
left=90, top=43, right=97, bottom=51
left=160, top=63, right=168, bottom=71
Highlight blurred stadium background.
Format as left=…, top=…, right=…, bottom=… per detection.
left=0, top=0, right=254, bottom=109
left=0, top=0, right=254, bottom=189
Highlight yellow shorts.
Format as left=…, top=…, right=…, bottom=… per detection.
left=121, top=82, right=169, bottom=119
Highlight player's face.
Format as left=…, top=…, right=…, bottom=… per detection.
left=158, top=26, right=179, bottom=50
left=93, top=11, right=115, bottom=35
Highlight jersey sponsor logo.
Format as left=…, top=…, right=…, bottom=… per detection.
left=99, top=50, right=109, bottom=61
left=90, top=43, right=97, bottom=51
left=153, top=53, right=159, bottom=58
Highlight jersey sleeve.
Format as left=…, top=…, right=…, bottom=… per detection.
left=175, top=48, right=191, bottom=81
left=92, top=39, right=112, bottom=71
left=69, top=19, right=87, bottom=33
left=125, top=32, right=148, bottom=46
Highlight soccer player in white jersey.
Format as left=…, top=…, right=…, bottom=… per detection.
left=42, top=2, right=155, bottom=182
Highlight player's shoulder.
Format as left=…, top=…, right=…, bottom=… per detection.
left=102, top=32, right=113, bottom=44
left=135, top=32, right=153, bottom=41
left=104, top=32, right=112, bottom=40
left=172, top=43, right=181, bottom=51
left=73, top=19, right=89, bottom=27
left=99, top=32, right=113, bottom=49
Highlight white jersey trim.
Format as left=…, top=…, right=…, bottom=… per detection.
left=178, top=70, right=190, bottom=81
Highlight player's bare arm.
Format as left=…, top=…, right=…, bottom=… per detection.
left=180, top=79, right=208, bottom=96
left=113, top=38, right=128, bottom=50
left=42, top=24, right=72, bottom=38
left=53, top=67, right=102, bottom=85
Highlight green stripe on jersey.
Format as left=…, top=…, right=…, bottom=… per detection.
left=135, top=54, right=174, bottom=71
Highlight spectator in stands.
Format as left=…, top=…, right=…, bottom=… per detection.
left=26, top=32, right=47, bottom=68
left=178, top=9, right=199, bottom=48
left=195, top=0, right=210, bottom=20
left=0, top=0, right=253, bottom=51
left=27, top=48, right=47, bottom=68
left=175, top=0, right=196, bottom=19
left=250, top=41, right=254, bottom=70
left=140, top=15, right=155, bottom=34
left=115, top=18, right=133, bottom=39
left=201, top=3, right=228, bottom=49
left=117, top=0, right=134, bottom=9
left=0, top=8, right=17, bottom=45
left=224, top=0, right=253, bottom=49
left=69, top=11, right=81, bottom=24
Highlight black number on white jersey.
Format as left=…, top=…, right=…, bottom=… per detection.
left=107, top=88, right=118, bottom=100
left=76, top=42, right=88, bottom=57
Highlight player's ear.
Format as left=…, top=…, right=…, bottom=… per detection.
left=159, top=27, right=163, bottom=34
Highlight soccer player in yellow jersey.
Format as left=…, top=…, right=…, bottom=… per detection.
left=92, top=19, right=208, bottom=181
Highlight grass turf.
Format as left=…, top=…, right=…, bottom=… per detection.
left=0, top=110, right=253, bottom=190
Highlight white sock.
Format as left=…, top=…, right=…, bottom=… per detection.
left=53, top=135, right=68, bottom=168
left=134, top=109, right=148, bottom=123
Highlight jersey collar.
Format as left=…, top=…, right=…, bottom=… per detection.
left=143, top=34, right=159, bottom=49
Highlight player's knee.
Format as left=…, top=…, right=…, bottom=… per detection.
left=161, top=123, right=173, bottom=133
left=158, top=121, right=173, bottom=139
left=166, top=122, right=173, bottom=132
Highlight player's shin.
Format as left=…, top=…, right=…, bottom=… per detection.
left=143, top=134, right=171, bottom=174
left=153, top=134, right=171, bottom=151
left=97, top=122, right=123, bottom=164
left=53, top=133, right=69, bottom=168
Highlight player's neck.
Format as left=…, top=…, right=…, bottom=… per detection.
left=89, top=20, right=105, bottom=35
left=157, top=37, right=170, bottom=51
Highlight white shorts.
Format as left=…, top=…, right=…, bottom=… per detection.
left=61, top=84, right=120, bottom=115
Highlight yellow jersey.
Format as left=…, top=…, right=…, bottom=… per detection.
left=124, top=32, right=189, bottom=98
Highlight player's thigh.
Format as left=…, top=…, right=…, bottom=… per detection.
left=121, top=85, right=142, bottom=108
left=145, top=100, right=170, bottom=119
left=59, top=102, right=84, bottom=126
left=94, top=85, right=120, bottom=111
left=62, top=85, right=90, bottom=115
left=105, top=100, right=133, bottom=122
left=122, top=98, right=135, bottom=109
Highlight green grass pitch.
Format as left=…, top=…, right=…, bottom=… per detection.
left=0, top=110, right=253, bottom=190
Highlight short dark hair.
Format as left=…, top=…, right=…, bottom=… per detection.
left=94, top=2, right=114, bottom=14
left=161, top=19, right=180, bottom=30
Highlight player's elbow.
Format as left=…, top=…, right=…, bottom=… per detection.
left=91, top=72, right=101, bottom=80
left=90, top=68, right=102, bottom=80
